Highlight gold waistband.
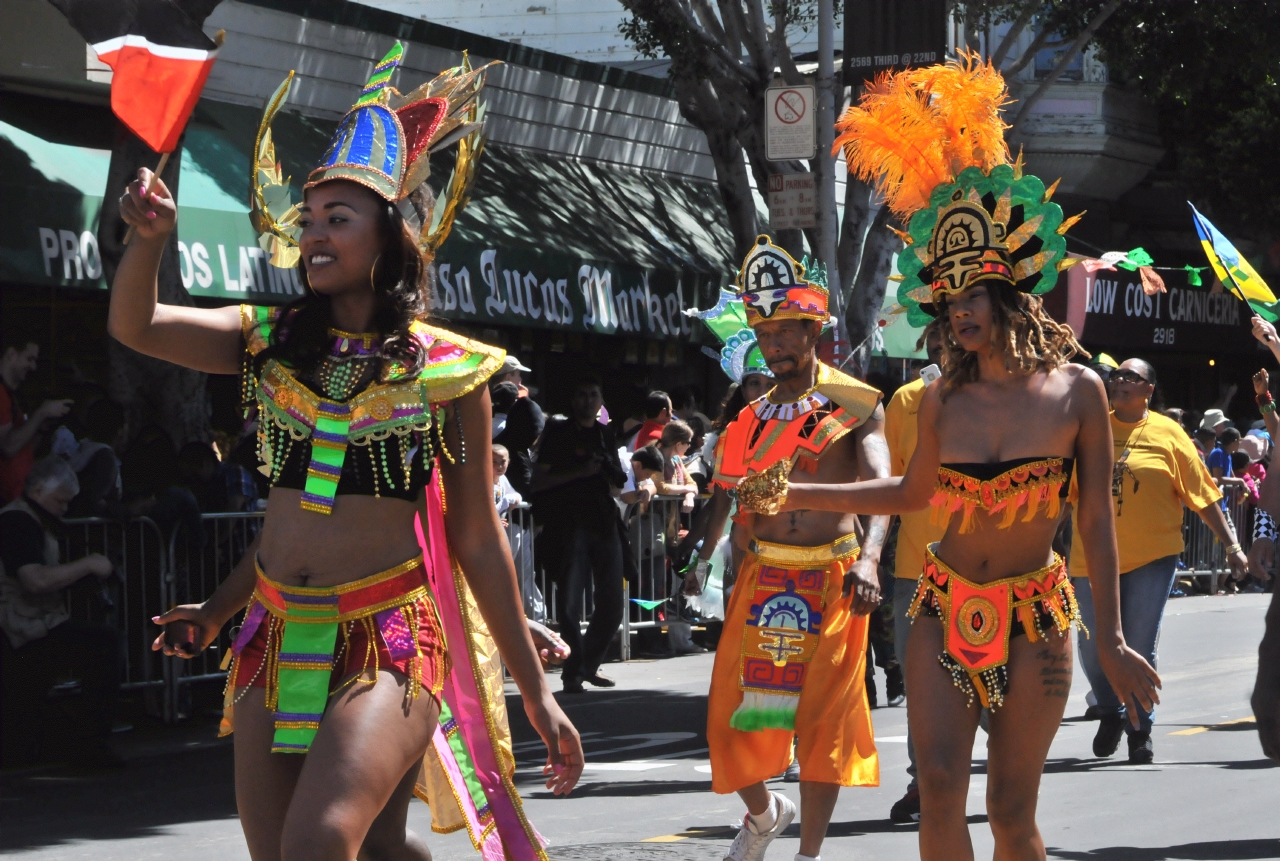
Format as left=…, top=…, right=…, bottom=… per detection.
left=924, top=543, right=1065, bottom=591
left=252, top=555, right=428, bottom=623
left=749, top=533, right=861, bottom=566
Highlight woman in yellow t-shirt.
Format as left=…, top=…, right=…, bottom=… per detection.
left=1071, top=358, right=1248, bottom=764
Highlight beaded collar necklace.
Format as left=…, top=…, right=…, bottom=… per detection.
left=319, top=328, right=380, bottom=402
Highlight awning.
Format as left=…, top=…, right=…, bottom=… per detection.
left=0, top=95, right=738, bottom=339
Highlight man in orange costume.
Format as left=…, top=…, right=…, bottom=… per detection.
left=689, top=236, right=887, bottom=861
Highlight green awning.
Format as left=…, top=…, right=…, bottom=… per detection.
left=1, top=95, right=737, bottom=339
left=0, top=97, right=330, bottom=301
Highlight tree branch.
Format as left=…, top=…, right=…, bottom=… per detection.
left=771, top=4, right=806, bottom=86
left=990, top=2, right=1039, bottom=68
left=619, top=0, right=756, bottom=83
left=1008, top=0, right=1123, bottom=134
left=1003, top=19, right=1053, bottom=76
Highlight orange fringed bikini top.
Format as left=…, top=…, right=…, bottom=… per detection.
left=932, top=457, right=1075, bottom=533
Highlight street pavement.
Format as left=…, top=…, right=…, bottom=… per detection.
left=3, top=593, right=1278, bottom=860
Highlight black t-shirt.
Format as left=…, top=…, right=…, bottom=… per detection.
left=495, top=397, right=546, bottom=497
left=533, top=417, right=626, bottom=531
left=0, top=509, right=46, bottom=577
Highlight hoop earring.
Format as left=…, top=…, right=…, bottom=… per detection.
left=369, top=255, right=381, bottom=292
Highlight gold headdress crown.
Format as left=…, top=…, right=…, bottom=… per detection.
left=250, top=43, right=496, bottom=268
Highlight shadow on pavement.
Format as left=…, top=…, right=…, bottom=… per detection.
left=0, top=736, right=237, bottom=852
left=1043, top=757, right=1279, bottom=774
left=527, top=778, right=711, bottom=799
left=1047, top=839, right=1280, bottom=860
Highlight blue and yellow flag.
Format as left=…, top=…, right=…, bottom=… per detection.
left=1189, top=203, right=1278, bottom=321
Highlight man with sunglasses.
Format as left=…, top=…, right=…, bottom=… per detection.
left=1069, top=358, right=1247, bottom=763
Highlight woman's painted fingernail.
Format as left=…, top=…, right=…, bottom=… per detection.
left=151, top=616, right=160, bottom=622
left=147, top=211, right=157, bottom=219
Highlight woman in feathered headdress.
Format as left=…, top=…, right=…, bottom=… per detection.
left=107, top=43, right=578, bottom=861
left=736, top=54, right=1159, bottom=860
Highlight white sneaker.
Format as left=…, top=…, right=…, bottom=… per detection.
left=724, top=791, right=796, bottom=861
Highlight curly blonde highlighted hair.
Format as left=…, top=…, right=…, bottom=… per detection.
left=925, top=283, right=1088, bottom=398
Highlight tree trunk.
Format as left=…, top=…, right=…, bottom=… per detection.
left=700, top=125, right=760, bottom=261
left=843, top=206, right=903, bottom=375
left=98, top=129, right=211, bottom=447
left=837, top=177, right=873, bottom=306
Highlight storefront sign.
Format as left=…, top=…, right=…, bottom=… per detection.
left=1073, top=266, right=1257, bottom=354
left=432, top=242, right=708, bottom=340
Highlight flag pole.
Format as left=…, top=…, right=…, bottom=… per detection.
left=122, top=150, right=171, bottom=247
left=1223, top=273, right=1271, bottom=342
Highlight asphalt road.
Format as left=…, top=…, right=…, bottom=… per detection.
left=3, top=593, right=1277, bottom=861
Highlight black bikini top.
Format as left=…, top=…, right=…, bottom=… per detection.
left=241, top=305, right=504, bottom=514
left=932, top=456, right=1075, bottom=533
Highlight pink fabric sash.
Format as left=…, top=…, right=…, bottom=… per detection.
left=418, top=473, right=547, bottom=861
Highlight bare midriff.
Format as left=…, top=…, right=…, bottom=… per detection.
left=256, top=488, right=424, bottom=588
left=932, top=502, right=1066, bottom=585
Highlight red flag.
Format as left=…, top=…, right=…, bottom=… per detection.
left=48, top=0, right=220, bottom=153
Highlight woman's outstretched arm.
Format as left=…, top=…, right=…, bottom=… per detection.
left=107, top=167, right=242, bottom=374
left=438, top=383, right=583, bottom=795
left=1073, top=367, right=1162, bottom=728
left=778, top=381, right=943, bottom=515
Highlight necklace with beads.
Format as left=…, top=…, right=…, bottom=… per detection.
left=317, top=327, right=379, bottom=401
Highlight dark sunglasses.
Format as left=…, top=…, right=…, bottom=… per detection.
left=1110, top=369, right=1150, bottom=386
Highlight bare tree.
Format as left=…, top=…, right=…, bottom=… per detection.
left=620, top=1, right=903, bottom=371
left=962, top=1, right=1126, bottom=134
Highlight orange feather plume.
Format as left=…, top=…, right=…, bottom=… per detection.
left=835, top=51, right=1012, bottom=222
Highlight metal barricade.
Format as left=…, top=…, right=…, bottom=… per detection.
left=624, top=494, right=684, bottom=630
left=1178, top=491, right=1263, bottom=590
left=166, top=511, right=265, bottom=721
left=503, top=503, right=543, bottom=622
left=60, top=517, right=169, bottom=715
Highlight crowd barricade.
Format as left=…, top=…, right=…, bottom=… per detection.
left=1178, top=492, right=1269, bottom=590
left=622, top=495, right=690, bottom=658
left=503, top=503, right=542, bottom=622
left=167, top=511, right=265, bottom=721
left=60, top=517, right=170, bottom=716
left=521, top=494, right=698, bottom=662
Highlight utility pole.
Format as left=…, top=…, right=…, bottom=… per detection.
left=815, top=0, right=842, bottom=345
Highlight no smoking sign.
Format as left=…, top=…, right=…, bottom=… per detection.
left=766, top=84, right=815, bottom=160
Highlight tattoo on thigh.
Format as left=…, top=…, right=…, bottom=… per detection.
left=1038, top=649, right=1071, bottom=699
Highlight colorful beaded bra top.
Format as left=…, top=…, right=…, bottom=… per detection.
left=241, top=306, right=504, bottom=514
left=932, top=457, right=1074, bottom=534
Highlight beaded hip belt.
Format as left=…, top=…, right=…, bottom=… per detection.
left=232, top=557, right=431, bottom=753
left=908, top=543, right=1085, bottom=709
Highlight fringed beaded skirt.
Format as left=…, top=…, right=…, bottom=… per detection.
left=908, top=543, right=1085, bottom=710
left=223, top=556, right=447, bottom=752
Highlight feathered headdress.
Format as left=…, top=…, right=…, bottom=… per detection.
left=836, top=53, right=1081, bottom=325
left=250, top=43, right=496, bottom=268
